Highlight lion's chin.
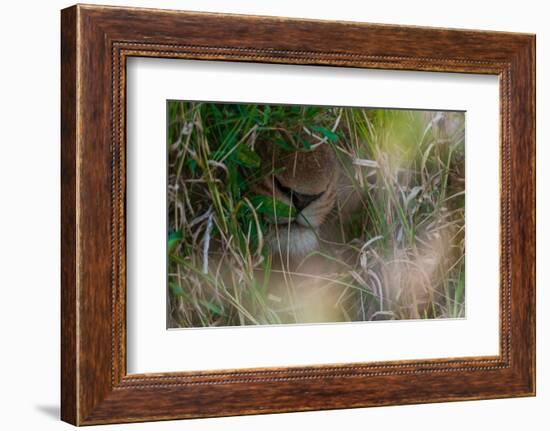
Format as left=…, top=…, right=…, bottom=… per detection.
left=267, top=223, right=319, bottom=262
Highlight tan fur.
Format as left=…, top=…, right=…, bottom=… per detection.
left=252, top=142, right=341, bottom=262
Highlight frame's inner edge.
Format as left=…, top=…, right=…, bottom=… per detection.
left=112, top=43, right=512, bottom=386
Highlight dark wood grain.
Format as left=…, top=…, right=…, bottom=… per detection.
left=61, top=4, right=536, bottom=425
left=60, top=6, right=77, bottom=425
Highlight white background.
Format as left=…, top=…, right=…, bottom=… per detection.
left=127, top=59, right=500, bottom=373
left=0, top=0, right=546, bottom=430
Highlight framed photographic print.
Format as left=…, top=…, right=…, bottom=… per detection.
left=61, top=4, right=536, bottom=425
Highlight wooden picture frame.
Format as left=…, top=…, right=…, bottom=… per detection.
left=61, top=4, right=535, bottom=425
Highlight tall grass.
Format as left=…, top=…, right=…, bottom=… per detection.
left=167, top=101, right=465, bottom=328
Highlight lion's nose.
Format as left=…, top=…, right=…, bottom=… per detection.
left=274, top=177, right=323, bottom=212
left=292, top=191, right=323, bottom=212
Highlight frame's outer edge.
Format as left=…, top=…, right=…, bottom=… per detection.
left=509, top=33, right=536, bottom=395
left=60, top=4, right=536, bottom=426
left=61, top=5, right=79, bottom=426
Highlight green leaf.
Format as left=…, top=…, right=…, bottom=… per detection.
left=261, top=105, right=271, bottom=125
left=169, top=282, right=185, bottom=297
left=273, top=138, right=294, bottom=152
left=168, top=230, right=183, bottom=253
left=300, top=137, right=312, bottom=150
left=454, top=271, right=465, bottom=309
left=304, top=107, right=322, bottom=119
left=187, top=159, right=197, bottom=175
left=290, top=106, right=301, bottom=114
left=250, top=195, right=296, bottom=219
left=210, top=104, right=223, bottom=122
left=235, top=144, right=261, bottom=168
left=200, top=300, right=224, bottom=316
left=311, top=125, right=339, bottom=142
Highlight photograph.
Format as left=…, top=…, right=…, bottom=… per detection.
left=167, top=102, right=466, bottom=328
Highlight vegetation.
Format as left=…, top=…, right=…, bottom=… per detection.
left=167, top=101, right=465, bottom=327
